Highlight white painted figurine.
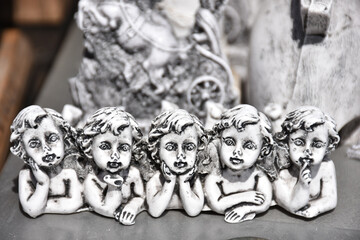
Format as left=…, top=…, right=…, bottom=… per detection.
left=273, top=106, right=340, bottom=218
left=146, top=109, right=207, bottom=217
left=204, top=105, right=274, bottom=223
left=10, top=105, right=84, bottom=218
left=79, top=107, right=145, bottom=225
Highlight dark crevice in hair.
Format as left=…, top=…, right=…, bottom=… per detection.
left=34, top=114, right=48, bottom=125
left=236, top=121, right=258, bottom=132
left=180, top=122, right=194, bottom=133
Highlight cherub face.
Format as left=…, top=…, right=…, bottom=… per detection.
left=220, top=124, right=263, bottom=171
left=159, top=126, right=198, bottom=175
left=92, top=127, right=133, bottom=173
left=288, top=124, right=329, bottom=167
left=23, top=117, right=65, bottom=168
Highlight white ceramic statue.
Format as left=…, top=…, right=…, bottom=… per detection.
left=272, top=106, right=340, bottom=218
left=204, top=104, right=274, bottom=223
left=79, top=107, right=145, bottom=225
left=10, top=105, right=84, bottom=218
left=146, top=109, right=207, bottom=217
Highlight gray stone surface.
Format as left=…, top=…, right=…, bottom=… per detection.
left=0, top=22, right=359, bottom=240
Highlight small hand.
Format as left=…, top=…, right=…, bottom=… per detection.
left=295, top=205, right=319, bottom=218
left=179, top=166, right=197, bottom=183
left=300, top=162, right=311, bottom=185
left=103, top=175, right=123, bottom=188
left=224, top=208, right=256, bottom=224
left=28, top=159, right=49, bottom=184
left=243, top=191, right=265, bottom=205
left=161, top=162, right=176, bottom=182
left=115, top=205, right=137, bottom=226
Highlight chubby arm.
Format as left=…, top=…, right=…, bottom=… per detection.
left=84, top=173, right=122, bottom=217
left=204, top=173, right=265, bottom=214
left=18, top=168, right=49, bottom=218
left=225, top=172, right=273, bottom=223
left=178, top=176, right=204, bottom=217
left=117, top=167, right=145, bottom=225
left=146, top=171, right=176, bottom=218
left=296, top=161, right=337, bottom=218
left=273, top=165, right=311, bottom=213
left=44, top=169, right=84, bottom=214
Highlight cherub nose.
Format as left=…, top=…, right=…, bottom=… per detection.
left=111, top=151, right=120, bottom=160
left=43, top=144, right=51, bottom=151
left=177, top=150, right=186, bottom=160
left=304, top=148, right=312, bottom=156
left=233, top=148, right=243, bottom=156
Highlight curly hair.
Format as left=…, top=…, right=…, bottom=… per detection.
left=78, top=107, right=143, bottom=161
left=213, top=104, right=274, bottom=160
left=275, top=106, right=340, bottom=154
left=147, top=109, right=207, bottom=166
left=10, top=105, right=74, bottom=164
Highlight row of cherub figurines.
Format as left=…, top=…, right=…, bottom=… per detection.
left=10, top=104, right=340, bottom=225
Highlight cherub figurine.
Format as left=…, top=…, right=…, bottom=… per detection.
left=204, top=105, right=274, bottom=223
left=10, top=105, right=84, bottom=218
left=146, top=109, right=207, bottom=217
left=79, top=107, right=145, bottom=225
left=273, top=106, right=340, bottom=218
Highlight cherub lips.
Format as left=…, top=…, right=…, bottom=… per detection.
left=300, top=157, right=314, bottom=165
left=42, top=154, right=56, bottom=163
left=230, top=157, right=244, bottom=165
left=174, top=161, right=188, bottom=168
left=107, top=162, right=122, bottom=169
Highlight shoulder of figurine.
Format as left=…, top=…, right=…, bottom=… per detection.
left=148, top=170, right=162, bottom=181
left=84, top=171, right=98, bottom=183
left=275, top=168, right=292, bottom=181
left=19, top=168, right=31, bottom=178
left=60, top=168, right=78, bottom=176
left=128, top=164, right=139, bottom=172
left=146, top=171, right=163, bottom=189
left=322, top=157, right=334, bottom=165
left=205, top=170, right=221, bottom=183
left=128, top=165, right=142, bottom=179
left=319, top=159, right=336, bottom=175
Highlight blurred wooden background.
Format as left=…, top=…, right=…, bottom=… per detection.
left=0, top=0, right=78, bottom=171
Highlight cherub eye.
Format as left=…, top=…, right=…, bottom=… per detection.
left=165, top=142, right=176, bottom=151
left=28, top=139, right=41, bottom=149
left=184, top=142, right=196, bottom=151
left=312, top=141, right=325, bottom=148
left=223, top=137, right=235, bottom=146
left=48, top=133, right=59, bottom=143
left=119, top=143, right=130, bottom=152
left=99, top=141, right=111, bottom=150
left=244, top=141, right=256, bottom=150
left=293, top=138, right=305, bottom=146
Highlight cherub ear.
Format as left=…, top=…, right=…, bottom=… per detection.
left=326, top=135, right=340, bottom=153
left=259, top=137, right=273, bottom=159
left=259, top=145, right=270, bottom=160
left=78, top=136, right=93, bottom=160
left=197, top=135, right=208, bottom=151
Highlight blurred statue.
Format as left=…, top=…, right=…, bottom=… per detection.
left=69, top=0, right=239, bottom=128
